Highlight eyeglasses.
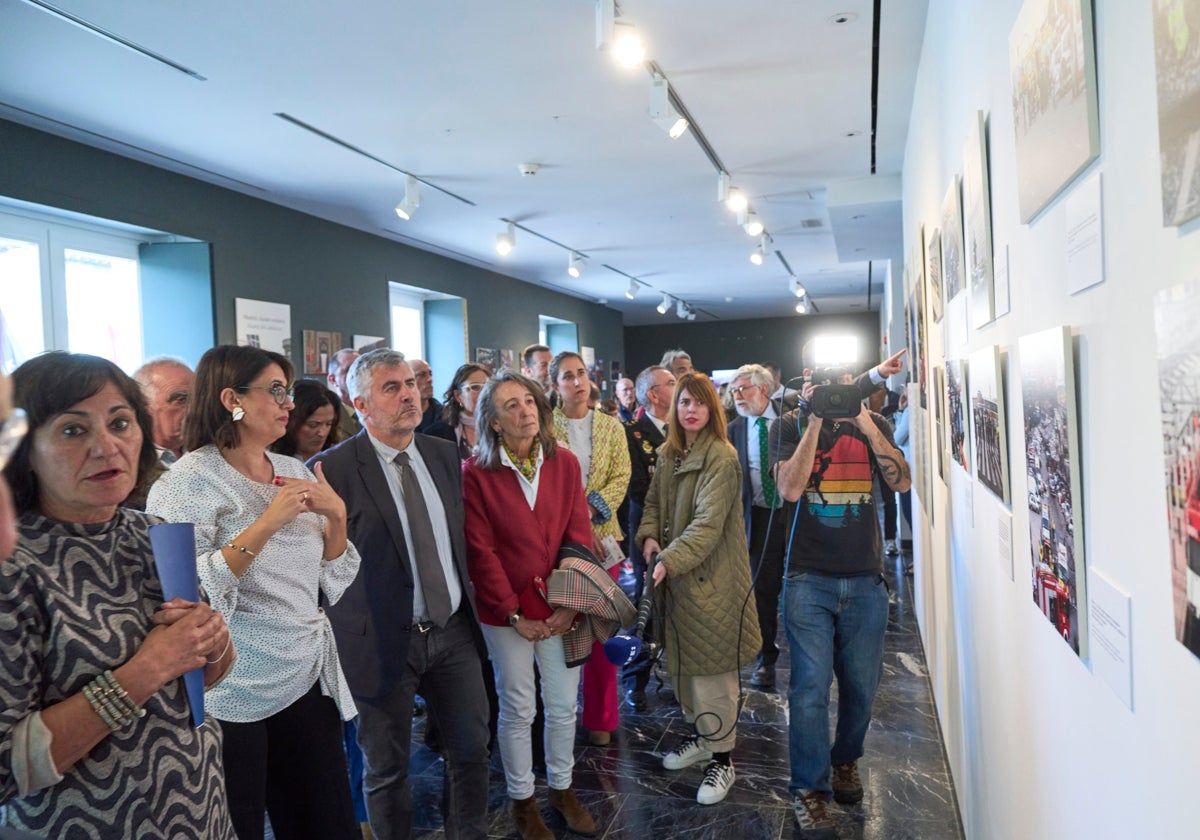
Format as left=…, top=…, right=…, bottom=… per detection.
left=730, top=385, right=759, bottom=396
left=0, top=409, right=29, bottom=472
left=236, top=384, right=295, bottom=406
left=460, top=383, right=485, bottom=394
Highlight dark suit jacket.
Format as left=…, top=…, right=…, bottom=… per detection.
left=310, top=430, right=481, bottom=700
left=624, top=413, right=666, bottom=540
left=728, top=414, right=759, bottom=538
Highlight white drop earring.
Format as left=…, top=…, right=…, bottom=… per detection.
left=231, top=407, right=245, bottom=422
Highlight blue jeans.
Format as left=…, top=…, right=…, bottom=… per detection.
left=784, top=571, right=889, bottom=794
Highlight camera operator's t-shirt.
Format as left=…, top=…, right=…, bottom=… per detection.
left=768, top=408, right=897, bottom=576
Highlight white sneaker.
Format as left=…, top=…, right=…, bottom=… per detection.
left=662, top=734, right=713, bottom=770
left=696, top=759, right=735, bottom=805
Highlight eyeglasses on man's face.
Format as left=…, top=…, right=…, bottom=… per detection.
left=730, top=384, right=760, bottom=397
left=0, top=408, right=29, bottom=472
left=237, top=384, right=295, bottom=406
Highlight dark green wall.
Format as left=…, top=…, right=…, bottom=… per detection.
left=624, top=313, right=883, bottom=382
left=0, top=119, right=624, bottom=374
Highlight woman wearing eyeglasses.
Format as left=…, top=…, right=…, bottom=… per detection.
left=435, top=362, right=492, bottom=461
left=147, top=344, right=362, bottom=840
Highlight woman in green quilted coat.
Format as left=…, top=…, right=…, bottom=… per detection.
left=636, top=371, right=761, bottom=806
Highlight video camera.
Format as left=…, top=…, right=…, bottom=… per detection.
left=805, top=367, right=861, bottom=420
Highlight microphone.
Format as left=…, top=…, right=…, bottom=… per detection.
left=604, top=552, right=659, bottom=666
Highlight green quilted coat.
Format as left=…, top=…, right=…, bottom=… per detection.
left=636, top=429, right=761, bottom=676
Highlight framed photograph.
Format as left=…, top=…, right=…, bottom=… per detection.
left=1009, top=0, right=1100, bottom=223
left=969, top=345, right=1011, bottom=503
left=1154, top=279, right=1200, bottom=659
left=1020, top=325, right=1088, bottom=658
left=475, top=347, right=499, bottom=372
left=498, top=348, right=515, bottom=371
left=946, top=358, right=970, bottom=474
left=1152, top=0, right=1200, bottom=226
left=926, top=226, right=944, bottom=323
left=941, top=176, right=967, bottom=302
left=933, top=364, right=946, bottom=482
left=912, top=240, right=929, bottom=409
left=963, top=111, right=996, bottom=329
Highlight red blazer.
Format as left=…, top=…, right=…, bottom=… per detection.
left=463, top=448, right=593, bottom=626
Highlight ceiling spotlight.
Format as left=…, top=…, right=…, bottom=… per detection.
left=795, top=299, right=809, bottom=314
left=750, top=238, right=766, bottom=265
left=686, top=307, right=697, bottom=321
left=625, top=279, right=639, bottom=299
left=789, top=276, right=807, bottom=297
left=495, top=222, right=515, bottom=256
left=649, top=74, right=688, bottom=139
left=612, top=20, right=646, bottom=67
left=742, top=210, right=764, bottom=237
left=717, top=171, right=731, bottom=204
left=725, top=188, right=748, bottom=213
left=568, top=252, right=585, bottom=278
left=394, top=175, right=420, bottom=220
left=657, top=293, right=671, bottom=315
left=676, top=298, right=688, bottom=319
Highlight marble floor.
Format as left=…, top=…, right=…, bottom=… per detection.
left=406, top=554, right=964, bottom=840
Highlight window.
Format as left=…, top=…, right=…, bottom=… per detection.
left=389, top=285, right=425, bottom=361
left=0, top=234, right=45, bottom=371
left=0, top=205, right=151, bottom=374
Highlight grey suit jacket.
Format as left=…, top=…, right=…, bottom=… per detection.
left=310, top=430, right=482, bottom=700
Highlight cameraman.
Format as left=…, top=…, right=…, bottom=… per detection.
left=768, top=370, right=911, bottom=838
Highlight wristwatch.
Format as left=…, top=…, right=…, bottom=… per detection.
left=507, top=611, right=521, bottom=627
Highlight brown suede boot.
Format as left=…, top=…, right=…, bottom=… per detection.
left=549, top=787, right=597, bottom=836
left=511, top=796, right=553, bottom=840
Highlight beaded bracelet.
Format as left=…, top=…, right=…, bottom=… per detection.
left=225, top=541, right=256, bottom=558
left=82, top=670, right=145, bottom=731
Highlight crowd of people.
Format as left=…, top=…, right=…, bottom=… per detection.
left=0, top=340, right=910, bottom=840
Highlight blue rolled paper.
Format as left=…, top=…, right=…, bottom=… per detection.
left=148, top=522, right=205, bottom=728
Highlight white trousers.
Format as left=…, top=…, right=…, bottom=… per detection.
left=480, top=624, right=581, bottom=799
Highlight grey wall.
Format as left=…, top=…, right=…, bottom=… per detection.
left=0, top=119, right=625, bottom=375
left=624, top=313, right=883, bottom=382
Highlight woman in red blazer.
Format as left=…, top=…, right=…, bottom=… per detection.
left=462, top=370, right=597, bottom=840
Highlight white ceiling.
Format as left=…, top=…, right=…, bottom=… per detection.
left=0, top=0, right=928, bottom=325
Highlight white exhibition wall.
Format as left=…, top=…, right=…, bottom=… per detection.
left=901, top=1, right=1200, bottom=839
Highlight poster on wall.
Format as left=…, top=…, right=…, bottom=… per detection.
left=302, top=330, right=342, bottom=375
left=1152, top=0, right=1200, bottom=226
left=942, top=176, right=967, bottom=302
left=475, top=347, right=499, bottom=371
left=499, top=349, right=515, bottom=371
left=1008, top=0, right=1101, bottom=223
left=235, top=298, right=291, bottom=357
left=353, top=335, right=387, bottom=353
left=1020, top=325, right=1088, bottom=658
left=1153, top=278, right=1200, bottom=660
left=913, top=243, right=929, bottom=409
left=933, top=365, right=946, bottom=483
left=969, top=345, right=1011, bottom=504
left=946, top=358, right=970, bottom=474
left=926, top=225, right=944, bottom=323
left=963, top=111, right=996, bottom=329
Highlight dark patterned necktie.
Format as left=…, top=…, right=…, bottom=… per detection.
left=394, top=452, right=452, bottom=626
left=757, top=417, right=779, bottom=508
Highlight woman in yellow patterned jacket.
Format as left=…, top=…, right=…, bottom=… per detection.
left=549, top=351, right=631, bottom=747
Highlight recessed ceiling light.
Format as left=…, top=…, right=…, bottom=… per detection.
left=828, top=12, right=858, bottom=25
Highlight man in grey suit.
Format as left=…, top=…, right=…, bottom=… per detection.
left=311, top=349, right=489, bottom=840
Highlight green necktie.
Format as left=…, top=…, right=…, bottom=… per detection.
left=757, top=416, right=779, bottom=508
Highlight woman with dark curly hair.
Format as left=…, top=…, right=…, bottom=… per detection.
left=427, top=362, right=491, bottom=461
left=271, top=379, right=342, bottom=462
left=0, top=352, right=236, bottom=838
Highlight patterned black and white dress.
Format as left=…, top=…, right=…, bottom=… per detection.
left=0, top=509, right=235, bottom=839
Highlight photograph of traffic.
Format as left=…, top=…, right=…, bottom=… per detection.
left=1154, top=279, right=1200, bottom=658
left=1020, top=326, right=1088, bottom=657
